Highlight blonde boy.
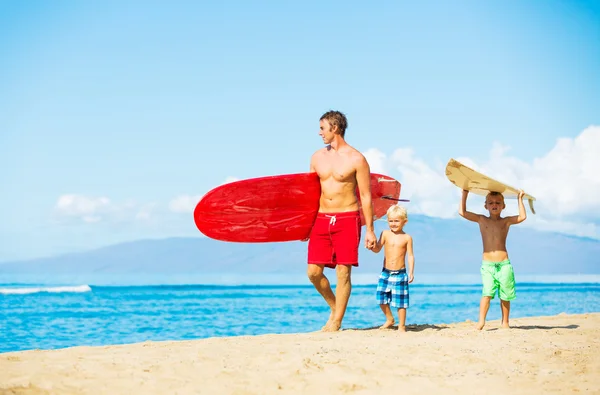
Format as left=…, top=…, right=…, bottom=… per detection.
left=459, top=189, right=527, bottom=330
left=370, top=205, right=415, bottom=332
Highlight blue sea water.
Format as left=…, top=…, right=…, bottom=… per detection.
left=1, top=282, right=599, bottom=354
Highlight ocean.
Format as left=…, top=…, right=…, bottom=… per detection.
left=2, top=280, right=599, bottom=354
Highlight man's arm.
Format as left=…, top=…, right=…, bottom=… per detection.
left=371, top=231, right=386, bottom=253
left=355, top=155, right=374, bottom=232
left=458, top=190, right=482, bottom=223
left=506, top=190, right=527, bottom=225
left=406, top=235, right=414, bottom=283
left=355, top=154, right=377, bottom=249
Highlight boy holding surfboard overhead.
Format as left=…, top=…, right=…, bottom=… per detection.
left=306, top=110, right=377, bottom=332
left=459, top=189, right=527, bottom=330
left=370, top=205, right=415, bottom=332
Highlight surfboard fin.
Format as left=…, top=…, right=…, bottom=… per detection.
left=528, top=198, right=536, bottom=215
left=382, top=195, right=410, bottom=202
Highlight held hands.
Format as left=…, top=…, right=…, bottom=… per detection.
left=365, top=229, right=377, bottom=250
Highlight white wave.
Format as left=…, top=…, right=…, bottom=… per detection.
left=0, top=285, right=92, bottom=295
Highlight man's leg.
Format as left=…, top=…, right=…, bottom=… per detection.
left=307, top=264, right=336, bottom=329
left=323, top=264, right=351, bottom=332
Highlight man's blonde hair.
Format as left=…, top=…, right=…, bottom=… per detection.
left=387, top=205, right=407, bottom=219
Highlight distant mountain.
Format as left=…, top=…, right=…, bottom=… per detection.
left=1, top=215, right=598, bottom=281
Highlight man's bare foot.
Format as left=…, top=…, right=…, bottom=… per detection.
left=321, top=311, right=336, bottom=330
left=379, top=320, right=395, bottom=329
left=322, top=320, right=341, bottom=332
left=501, top=322, right=510, bottom=329
left=475, top=321, right=485, bottom=330
left=398, top=325, right=406, bottom=332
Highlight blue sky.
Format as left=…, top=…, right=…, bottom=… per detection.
left=1, top=0, right=599, bottom=261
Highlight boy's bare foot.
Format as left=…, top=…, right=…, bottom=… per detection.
left=398, top=325, right=407, bottom=332
left=379, top=319, right=395, bottom=329
left=501, top=323, right=510, bottom=329
left=475, top=321, right=485, bottom=330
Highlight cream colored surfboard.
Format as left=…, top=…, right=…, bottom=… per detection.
left=445, top=158, right=537, bottom=214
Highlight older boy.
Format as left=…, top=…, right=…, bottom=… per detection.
left=459, top=189, right=527, bottom=330
left=371, top=205, right=415, bottom=332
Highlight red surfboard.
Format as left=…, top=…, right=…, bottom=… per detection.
left=194, top=172, right=405, bottom=243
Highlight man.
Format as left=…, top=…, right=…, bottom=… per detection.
left=306, top=110, right=377, bottom=332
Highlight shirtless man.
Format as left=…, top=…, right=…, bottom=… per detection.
left=459, top=189, right=527, bottom=330
left=306, top=110, right=377, bottom=332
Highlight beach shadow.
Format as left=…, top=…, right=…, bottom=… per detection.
left=345, top=324, right=449, bottom=332
left=512, top=324, right=579, bottom=330
left=486, top=324, right=579, bottom=332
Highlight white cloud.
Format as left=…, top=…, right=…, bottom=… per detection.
left=54, top=195, right=158, bottom=223
left=54, top=194, right=111, bottom=223
left=363, top=148, right=387, bottom=174
left=363, top=125, right=600, bottom=238
left=168, top=195, right=201, bottom=214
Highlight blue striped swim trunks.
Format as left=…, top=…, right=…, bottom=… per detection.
left=376, top=268, right=409, bottom=309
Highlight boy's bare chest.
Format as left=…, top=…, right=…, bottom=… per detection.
left=386, top=235, right=407, bottom=249
left=479, top=219, right=508, bottom=237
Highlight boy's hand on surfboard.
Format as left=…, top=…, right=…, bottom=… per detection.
left=517, top=190, right=525, bottom=199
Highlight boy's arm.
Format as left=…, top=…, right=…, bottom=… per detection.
left=458, top=190, right=482, bottom=223
left=506, top=190, right=527, bottom=225
left=371, top=231, right=385, bottom=253
left=406, top=235, right=414, bottom=283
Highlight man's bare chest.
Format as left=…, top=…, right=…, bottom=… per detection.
left=314, top=156, right=356, bottom=182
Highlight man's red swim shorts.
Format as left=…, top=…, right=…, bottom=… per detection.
left=307, top=211, right=362, bottom=268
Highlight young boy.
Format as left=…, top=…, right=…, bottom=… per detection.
left=459, top=189, right=527, bottom=330
left=370, top=205, right=415, bottom=332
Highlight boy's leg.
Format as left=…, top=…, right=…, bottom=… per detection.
left=379, top=304, right=395, bottom=328
left=376, top=270, right=393, bottom=328
left=477, top=296, right=492, bottom=330
left=478, top=263, right=496, bottom=330
left=498, top=261, right=516, bottom=329
left=500, top=300, right=511, bottom=328
left=397, top=308, right=407, bottom=332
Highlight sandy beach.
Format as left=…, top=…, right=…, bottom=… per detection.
left=1, top=313, right=599, bottom=395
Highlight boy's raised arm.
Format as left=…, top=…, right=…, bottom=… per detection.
left=507, top=190, right=527, bottom=225
left=406, top=235, right=414, bottom=283
left=458, top=190, right=482, bottom=223
left=371, top=230, right=385, bottom=253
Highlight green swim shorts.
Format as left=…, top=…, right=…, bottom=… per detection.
left=480, top=259, right=516, bottom=301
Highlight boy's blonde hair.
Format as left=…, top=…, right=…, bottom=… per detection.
left=386, top=205, right=407, bottom=220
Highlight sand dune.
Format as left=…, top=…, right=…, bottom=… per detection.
left=1, top=313, right=599, bottom=394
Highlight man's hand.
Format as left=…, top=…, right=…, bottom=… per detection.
left=365, top=229, right=377, bottom=250
left=408, top=273, right=414, bottom=283
left=517, top=189, right=525, bottom=200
